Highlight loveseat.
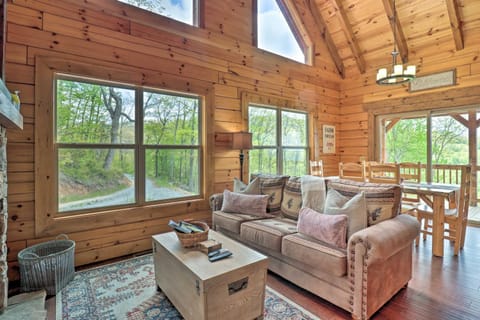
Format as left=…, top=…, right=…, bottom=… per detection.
left=210, top=175, right=420, bottom=320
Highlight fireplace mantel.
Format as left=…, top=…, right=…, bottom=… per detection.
left=0, top=79, right=23, bottom=130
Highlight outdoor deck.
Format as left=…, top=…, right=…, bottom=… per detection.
left=469, top=205, right=480, bottom=226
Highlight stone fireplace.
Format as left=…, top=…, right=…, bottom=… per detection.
left=0, top=126, right=7, bottom=310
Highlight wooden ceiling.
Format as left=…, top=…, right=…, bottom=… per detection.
left=308, top=0, right=480, bottom=78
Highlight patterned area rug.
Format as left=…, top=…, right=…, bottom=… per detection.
left=57, top=254, right=320, bottom=320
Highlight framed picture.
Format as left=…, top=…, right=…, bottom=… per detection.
left=323, top=125, right=335, bottom=154
left=409, top=69, right=456, bottom=92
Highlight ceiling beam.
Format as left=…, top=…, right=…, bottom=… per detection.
left=329, top=0, right=366, bottom=74
left=445, top=0, right=464, bottom=51
left=382, top=0, right=409, bottom=63
left=307, top=1, right=345, bottom=78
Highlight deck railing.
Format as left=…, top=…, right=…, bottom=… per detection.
left=419, top=164, right=478, bottom=205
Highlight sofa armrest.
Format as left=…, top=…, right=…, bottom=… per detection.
left=209, top=193, right=224, bottom=211
left=348, top=214, right=420, bottom=265
left=347, top=214, right=420, bottom=320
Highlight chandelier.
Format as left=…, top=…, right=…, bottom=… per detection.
left=376, top=0, right=416, bottom=85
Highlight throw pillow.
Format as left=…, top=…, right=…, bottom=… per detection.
left=324, top=189, right=368, bottom=239
left=221, top=189, right=269, bottom=216
left=251, top=174, right=289, bottom=215
left=297, top=207, right=348, bottom=249
left=327, top=179, right=402, bottom=225
left=280, top=176, right=303, bottom=220
left=233, top=177, right=260, bottom=194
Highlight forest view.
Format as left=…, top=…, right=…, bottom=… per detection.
left=56, top=78, right=200, bottom=212
left=249, top=106, right=308, bottom=176
left=385, top=115, right=469, bottom=165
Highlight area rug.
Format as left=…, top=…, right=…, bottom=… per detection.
left=57, top=254, right=320, bottom=320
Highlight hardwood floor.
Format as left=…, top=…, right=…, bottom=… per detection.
left=47, top=226, right=480, bottom=319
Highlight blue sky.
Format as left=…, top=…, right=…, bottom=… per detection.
left=257, top=0, right=305, bottom=63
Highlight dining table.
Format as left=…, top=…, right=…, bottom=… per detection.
left=401, top=182, right=460, bottom=257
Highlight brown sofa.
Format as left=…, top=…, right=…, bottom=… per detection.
left=210, top=177, right=420, bottom=320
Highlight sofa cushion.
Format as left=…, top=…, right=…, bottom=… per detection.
left=327, top=179, right=401, bottom=225
left=282, top=233, right=347, bottom=277
left=240, top=218, right=297, bottom=252
left=324, top=189, right=368, bottom=239
left=212, top=210, right=270, bottom=234
left=297, top=207, right=348, bottom=249
left=280, top=176, right=303, bottom=220
left=233, top=177, right=261, bottom=194
left=251, top=174, right=289, bottom=215
left=221, top=189, right=270, bottom=216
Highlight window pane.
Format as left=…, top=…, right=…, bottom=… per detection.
left=282, top=111, right=307, bottom=146
left=249, top=106, right=277, bottom=146
left=145, top=148, right=199, bottom=201
left=56, top=79, right=135, bottom=144
left=249, top=149, right=277, bottom=174
left=58, top=148, right=135, bottom=212
left=385, top=117, right=427, bottom=163
left=257, top=0, right=305, bottom=63
left=144, top=92, right=199, bottom=146
left=432, top=114, right=468, bottom=165
left=118, top=0, right=195, bottom=25
left=283, top=149, right=307, bottom=176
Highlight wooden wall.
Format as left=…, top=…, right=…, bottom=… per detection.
left=339, top=35, right=480, bottom=163
left=3, top=0, right=341, bottom=281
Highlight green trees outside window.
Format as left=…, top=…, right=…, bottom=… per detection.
left=248, top=105, right=307, bottom=176
left=56, top=77, right=201, bottom=213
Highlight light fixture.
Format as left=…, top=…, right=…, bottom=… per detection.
left=376, top=0, right=416, bottom=85
left=231, top=132, right=253, bottom=182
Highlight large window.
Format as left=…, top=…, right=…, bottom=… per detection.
left=118, top=0, right=199, bottom=26
left=256, top=0, right=309, bottom=64
left=248, top=105, right=307, bottom=176
left=56, top=76, right=201, bottom=213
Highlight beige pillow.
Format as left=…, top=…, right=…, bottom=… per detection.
left=233, top=177, right=260, bottom=194
left=297, top=207, right=348, bottom=249
left=221, top=189, right=269, bottom=216
left=324, top=189, right=368, bottom=239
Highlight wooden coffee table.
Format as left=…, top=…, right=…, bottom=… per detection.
left=152, top=230, right=268, bottom=320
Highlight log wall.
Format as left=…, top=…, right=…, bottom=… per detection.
left=339, top=37, right=480, bottom=163
left=3, top=0, right=341, bottom=281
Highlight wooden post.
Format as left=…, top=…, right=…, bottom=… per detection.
left=468, top=111, right=477, bottom=206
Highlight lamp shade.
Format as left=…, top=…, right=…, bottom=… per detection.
left=232, top=132, right=252, bottom=150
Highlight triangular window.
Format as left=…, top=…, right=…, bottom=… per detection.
left=118, top=0, right=198, bottom=26
left=256, top=0, right=307, bottom=64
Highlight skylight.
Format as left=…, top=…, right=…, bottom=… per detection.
left=118, top=0, right=196, bottom=26
left=257, top=0, right=305, bottom=63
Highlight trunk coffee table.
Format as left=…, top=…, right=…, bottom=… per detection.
left=152, top=230, right=268, bottom=320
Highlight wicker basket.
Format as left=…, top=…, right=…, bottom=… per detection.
left=175, top=221, right=209, bottom=248
left=18, top=234, right=75, bottom=296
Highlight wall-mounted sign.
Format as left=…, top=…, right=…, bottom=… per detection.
left=409, top=69, right=456, bottom=92
left=323, top=125, right=335, bottom=154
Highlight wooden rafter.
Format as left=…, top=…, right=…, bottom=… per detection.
left=445, top=0, right=464, bottom=51
left=385, top=118, right=400, bottom=132
left=381, top=0, right=409, bottom=63
left=308, top=1, right=345, bottom=78
left=330, top=0, right=366, bottom=74
left=450, top=113, right=468, bottom=127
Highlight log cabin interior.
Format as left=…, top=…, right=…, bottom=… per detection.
left=1, top=0, right=480, bottom=319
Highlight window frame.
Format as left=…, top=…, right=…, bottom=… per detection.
left=244, top=93, right=310, bottom=176
left=35, top=57, right=212, bottom=237
left=54, top=75, right=202, bottom=213
left=253, top=0, right=313, bottom=65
